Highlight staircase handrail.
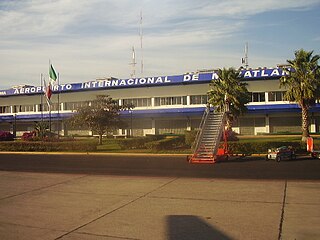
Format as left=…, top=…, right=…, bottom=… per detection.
left=191, top=107, right=210, bottom=153
left=212, top=111, right=227, bottom=155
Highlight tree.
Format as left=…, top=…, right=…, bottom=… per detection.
left=280, top=49, right=320, bottom=141
left=34, top=121, right=50, bottom=139
left=68, top=95, right=134, bottom=144
left=207, top=67, right=250, bottom=130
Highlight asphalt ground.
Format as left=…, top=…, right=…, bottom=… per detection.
left=0, top=153, right=319, bottom=180
left=0, top=153, right=319, bottom=239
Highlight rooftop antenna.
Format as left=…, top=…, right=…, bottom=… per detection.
left=130, top=46, right=137, bottom=77
left=140, top=10, right=144, bottom=75
left=241, top=42, right=249, bottom=69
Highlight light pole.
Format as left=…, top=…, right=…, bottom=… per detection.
left=13, top=113, right=17, bottom=138
left=129, top=110, right=133, bottom=137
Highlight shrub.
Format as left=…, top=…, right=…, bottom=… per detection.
left=0, top=131, right=14, bottom=141
left=118, top=137, right=149, bottom=150
left=145, top=136, right=186, bottom=150
left=227, top=141, right=305, bottom=154
left=0, top=140, right=97, bottom=152
left=117, top=135, right=166, bottom=150
left=185, top=130, right=198, bottom=147
left=222, top=130, right=239, bottom=141
left=145, top=135, right=165, bottom=141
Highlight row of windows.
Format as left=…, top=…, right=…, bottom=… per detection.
left=155, top=96, right=187, bottom=106
left=250, top=91, right=285, bottom=102
left=0, top=92, right=287, bottom=113
left=0, top=102, right=74, bottom=113
left=64, top=101, right=90, bottom=110
left=123, top=95, right=207, bottom=107
left=123, top=98, right=151, bottom=107
left=0, top=106, right=10, bottom=113
left=0, top=95, right=204, bottom=113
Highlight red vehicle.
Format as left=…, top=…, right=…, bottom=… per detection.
left=307, top=137, right=320, bottom=159
left=266, top=146, right=296, bottom=162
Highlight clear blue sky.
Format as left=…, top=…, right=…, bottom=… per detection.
left=0, top=0, right=319, bottom=89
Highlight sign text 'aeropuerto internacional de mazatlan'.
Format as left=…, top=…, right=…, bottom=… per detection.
left=0, top=68, right=291, bottom=97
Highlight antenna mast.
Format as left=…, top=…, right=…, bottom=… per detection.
left=242, top=42, right=249, bottom=69
left=140, top=10, right=144, bottom=75
left=130, top=46, right=137, bottom=77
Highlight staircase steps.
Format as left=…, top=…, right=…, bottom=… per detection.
left=188, top=109, right=226, bottom=164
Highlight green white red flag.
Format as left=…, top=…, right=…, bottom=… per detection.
left=49, top=64, right=57, bottom=82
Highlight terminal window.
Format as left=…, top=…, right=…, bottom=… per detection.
left=154, top=96, right=187, bottom=106
left=39, top=104, right=49, bottom=112
left=190, top=95, right=208, bottom=104
left=65, top=101, right=89, bottom=111
left=122, top=98, right=151, bottom=107
left=268, top=91, right=285, bottom=101
left=0, top=106, right=10, bottom=113
left=13, top=104, right=35, bottom=113
left=251, top=92, right=265, bottom=102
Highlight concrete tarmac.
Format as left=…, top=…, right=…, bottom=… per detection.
left=0, top=171, right=319, bottom=240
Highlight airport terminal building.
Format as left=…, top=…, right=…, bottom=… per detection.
left=1, top=67, right=320, bottom=137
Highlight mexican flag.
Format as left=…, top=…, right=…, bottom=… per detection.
left=43, top=79, right=52, bottom=107
left=49, top=64, right=57, bottom=81
left=46, top=82, right=52, bottom=100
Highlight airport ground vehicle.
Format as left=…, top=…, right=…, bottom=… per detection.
left=307, top=137, right=320, bottom=159
left=266, top=146, right=296, bottom=162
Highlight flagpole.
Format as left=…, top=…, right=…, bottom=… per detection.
left=57, top=72, right=60, bottom=138
left=40, top=73, right=43, bottom=125
left=48, top=60, right=57, bottom=136
left=49, top=59, right=51, bottom=135
left=49, top=102, right=52, bottom=133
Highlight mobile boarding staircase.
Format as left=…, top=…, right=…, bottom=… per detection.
left=188, top=107, right=227, bottom=164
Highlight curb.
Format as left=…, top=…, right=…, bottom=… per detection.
left=0, top=151, right=188, bottom=156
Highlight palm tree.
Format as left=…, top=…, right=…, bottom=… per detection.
left=207, top=67, right=250, bottom=130
left=280, top=49, right=320, bottom=141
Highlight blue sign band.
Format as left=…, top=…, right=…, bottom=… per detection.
left=0, top=68, right=290, bottom=97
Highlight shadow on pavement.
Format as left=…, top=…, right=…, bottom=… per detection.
left=217, top=155, right=313, bottom=164
left=167, top=215, right=232, bottom=240
left=216, top=155, right=265, bottom=163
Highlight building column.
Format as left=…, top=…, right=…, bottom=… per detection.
left=187, top=95, right=191, bottom=106
left=187, top=117, right=191, bottom=131
left=265, top=92, right=269, bottom=102
left=61, top=122, right=67, bottom=136
left=265, top=114, right=270, bottom=134
left=151, top=118, right=157, bottom=134
left=310, top=114, right=316, bottom=133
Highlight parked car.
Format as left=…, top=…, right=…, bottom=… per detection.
left=266, top=146, right=296, bottom=162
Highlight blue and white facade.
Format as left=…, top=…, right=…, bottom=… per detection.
left=1, top=67, right=320, bottom=137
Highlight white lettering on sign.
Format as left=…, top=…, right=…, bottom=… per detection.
left=212, top=72, right=219, bottom=80
left=79, top=76, right=172, bottom=89
left=252, top=70, right=259, bottom=77
left=183, top=74, right=199, bottom=81
left=127, top=79, right=134, bottom=85
left=270, top=69, right=280, bottom=76
left=261, top=70, right=268, bottom=77
left=1, top=68, right=295, bottom=97
left=243, top=71, right=252, bottom=78
left=281, top=68, right=290, bottom=76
